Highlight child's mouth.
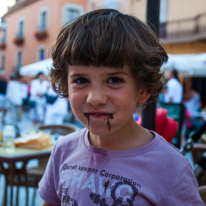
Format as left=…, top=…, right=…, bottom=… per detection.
left=84, top=113, right=114, bottom=131
left=84, top=112, right=113, bottom=118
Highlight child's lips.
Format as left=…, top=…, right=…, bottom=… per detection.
left=84, top=112, right=113, bottom=119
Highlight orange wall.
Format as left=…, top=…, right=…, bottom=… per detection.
left=86, top=0, right=147, bottom=22
left=162, top=41, right=206, bottom=54
left=168, top=0, right=206, bottom=21
left=0, top=0, right=86, bottom=80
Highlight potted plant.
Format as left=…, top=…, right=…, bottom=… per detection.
left=0, top=43, right=6, bottom=50
left=34, top=30, right=48, bottom=40
left=13, top=37, right=24, bottom=46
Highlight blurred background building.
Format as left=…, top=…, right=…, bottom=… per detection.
left=159, top=0, right=206, bottom=107
left=0, top=0, right=148, bottom=80
left=0, top=0, right=86, bottom=80
left=159, top=0, right=206, bottom=54
left=87, top=0, right=147, bottom=22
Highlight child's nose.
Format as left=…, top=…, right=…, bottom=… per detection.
left=87, top=86, right=107, bottom=106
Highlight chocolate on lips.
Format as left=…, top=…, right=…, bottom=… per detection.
left=84, top=113, right=114, bottom=131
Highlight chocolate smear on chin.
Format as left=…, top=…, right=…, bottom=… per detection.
left=84, top=113, right=90, bottom=129
left=107, top=113, right=113, bottom=131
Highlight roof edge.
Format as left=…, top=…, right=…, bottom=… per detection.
left=3, top=0, right=40, bottom=17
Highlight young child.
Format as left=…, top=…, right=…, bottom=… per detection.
left=38, top=9, right=204, bottom=206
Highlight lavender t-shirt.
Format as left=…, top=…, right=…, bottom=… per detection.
left=38, top=128, right=204, bottom=206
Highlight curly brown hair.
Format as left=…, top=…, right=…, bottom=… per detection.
left=51, top=9, right=168, bottom=104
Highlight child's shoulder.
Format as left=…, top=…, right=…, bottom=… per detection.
left=154, top=132, right=184, bottom=155
left=152, top=131, right=190, bottom=169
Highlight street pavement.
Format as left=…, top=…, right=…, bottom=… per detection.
left=0, top=111, right=84, bottom=206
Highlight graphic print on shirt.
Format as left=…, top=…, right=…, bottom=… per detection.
left=60, top=164, right=141, bottom=206
left=90, top=180, right=139, bottom=206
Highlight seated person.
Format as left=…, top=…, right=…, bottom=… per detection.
left=184, top=89, right=204, bottom=139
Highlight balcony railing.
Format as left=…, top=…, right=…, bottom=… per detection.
left=159, top=13, right=206, bottom=43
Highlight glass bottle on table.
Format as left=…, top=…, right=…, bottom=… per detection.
left=0, top=112, right=2, bottom=141
left=2, top=125, right=16, bottom=152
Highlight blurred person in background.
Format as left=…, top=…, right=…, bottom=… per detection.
left=44, top=82, right=68, bottom=125
left=184, top=89, right=204, bottom=139
left=184, top=89, right=201, bottom=117
left=158, top=85, right=168, bottom=104
left=30, top=72, right=49, bottom=125
left=164, top=69, right=183, bottom=104
left=21, top=79, right=29, bottom=111
left=0, top=73, right=8, bottom=124
left=5, top=71, right=23, bottom=136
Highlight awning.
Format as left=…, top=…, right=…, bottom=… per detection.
left=161, top=53, right=206, bottom=77
left=19, top=58, right=53, bottom=77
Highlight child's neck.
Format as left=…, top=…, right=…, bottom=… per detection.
left=88, top=118, right=154, bottom=151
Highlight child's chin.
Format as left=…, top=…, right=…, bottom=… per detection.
left=88, top=127, right=113, bottom=137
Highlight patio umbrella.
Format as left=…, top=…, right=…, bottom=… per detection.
left=19, top=58, right=53, bottom=77
left=161, top=53, right=206, bottom=77
left=188, top=53, right=206, bottom=77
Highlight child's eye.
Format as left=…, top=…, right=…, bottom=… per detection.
left=108, top=77, right=124, bottom=84
left=74, top=78, right=89, bottom=84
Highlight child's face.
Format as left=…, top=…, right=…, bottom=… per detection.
left=68, top=65, right=149, bottom=137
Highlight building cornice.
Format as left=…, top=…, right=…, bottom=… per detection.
left=3, top=0, right=40, bottom=17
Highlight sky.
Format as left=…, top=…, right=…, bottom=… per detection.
left=0, top=0, right=15, bottom=25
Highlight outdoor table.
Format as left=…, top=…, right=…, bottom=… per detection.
left=0, top=145, right=53, bottom=206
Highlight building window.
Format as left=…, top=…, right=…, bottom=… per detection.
left=66, top=8, right=80, bottom=22
left=37, top=46, right=46, bottom=61
left=39, top=11, right=47, bottom=31
left=17, top=20, right=24, bottom=38
left=104, top=0, right=119, bottom=10
left=0, top=18, right=6, bottom=44
left=16, top=51, right=22, bottom=70
left=62, top=3, right=83, bottom=25
left=2, top=30, right=6, bottom=44
left=39, top=48, right=45, bottom=60
left=0, top=54, right=5, bottom=71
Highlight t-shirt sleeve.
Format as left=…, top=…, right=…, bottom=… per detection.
left=164, top=163, right=204, bottom=206
left=38, top=146, right=61, bottom=205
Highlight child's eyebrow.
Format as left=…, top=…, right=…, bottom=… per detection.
left=69, top=73, right=87, bottom=78
left=109, top=72, right=128, bottom=76
left=69, top=72, right=128, bottom=77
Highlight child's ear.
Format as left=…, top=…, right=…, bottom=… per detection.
left=137, top=89, right=151, bottom=104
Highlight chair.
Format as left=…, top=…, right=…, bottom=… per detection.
left=5, top=124, right=79, bottom=206
left=137, top=108, right=178, bottom=143
left=158, top=102, right=184, bottom=148
left=191, top=143, right=206, bottom=186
